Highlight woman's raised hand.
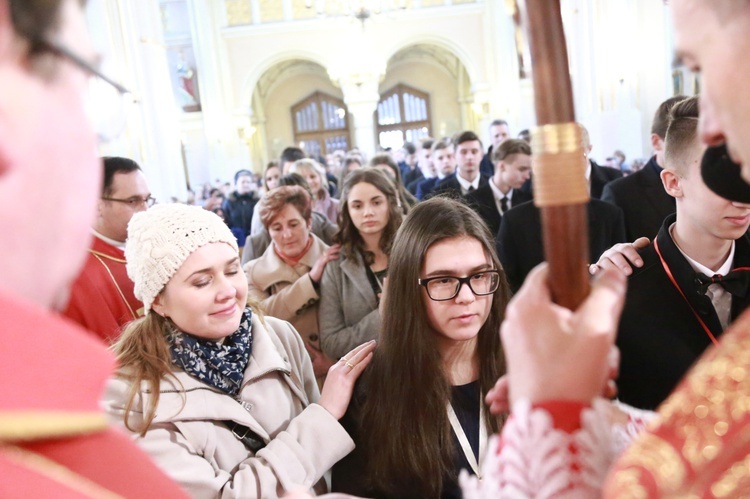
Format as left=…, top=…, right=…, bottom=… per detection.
left=318, top=340, right=376, bottom=419
left=309, top=244, right=341, bottom=284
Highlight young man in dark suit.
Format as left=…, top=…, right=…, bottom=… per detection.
left=416, top=138, right=455, bottom=200
left=601, top=96, right=686, bottom=240
left=614, top=97, right=750, bottom=410
left=431, top=131, right=489, bottom=198
left=466, top=139, right=533, bottom=236
left=496, top=126, right=626, bottom=292
left=479, top=119, right=511, bottom=177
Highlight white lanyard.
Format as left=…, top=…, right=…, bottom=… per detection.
left=446, top=398, right=487, bottom=479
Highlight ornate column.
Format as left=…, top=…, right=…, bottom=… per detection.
left=187, top=0, right=248, bottom=179
left=88, top=0, right=188, bottom=203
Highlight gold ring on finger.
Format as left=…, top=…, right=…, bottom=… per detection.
left=340, top=356, right=349, bottom=363
left=345, top=361, right=354, bottom=369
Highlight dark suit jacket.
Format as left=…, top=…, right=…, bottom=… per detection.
left=415, top=176, right=439, bottom=200
left=430, top=173, right=489, bottom=200
left=480, top=146, right=495, bottom=178
left=601, top=156, right=676, bottom=241
left=403, top=168, right=424, bottom=194
left=616, top=214, right=750, bottom=410
left=465, top=184, right=533, bottom=237
left=589, top=160, right=623, bottom=199
left=496, top=199, right=626, bottom=292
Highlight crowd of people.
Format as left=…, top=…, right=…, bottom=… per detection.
left=6, top=0, right=750, bottom=497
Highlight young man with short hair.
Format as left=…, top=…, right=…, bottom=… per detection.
left=405, top=136, right=435, bottom=194
left=415, top=138, right=454, bottom=200
left=616, top=96, right=750, bottom=410
left=479, top=119, right=510, bottom=177
left=431, top=131, right=488, bottom=198
left=466, top=138, right=533, bottom=236
left=602, top=95, right=686, bottom=240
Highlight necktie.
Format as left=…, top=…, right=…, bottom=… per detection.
left=695, top=270, right=750, bottom=298
left=500, top=196, right=509, bottom=214
left=468, top=185, right=475, bottom=193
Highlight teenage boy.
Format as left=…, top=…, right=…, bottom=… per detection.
left=466, top=138, right=533, bottom=236
left=616, top=96, right=750, bottom=410
left=431, top=131, right=488, bottom=198
left=415, top=138, right=455, bottom=200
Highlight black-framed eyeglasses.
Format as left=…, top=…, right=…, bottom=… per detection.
left=418, top=270, right=501, bottom=301
left=102, top=196, right=156, bottom=208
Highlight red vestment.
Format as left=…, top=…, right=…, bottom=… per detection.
left=62, top=235, right=142, bottom=344
left=0, top=290, right=186, bottom=498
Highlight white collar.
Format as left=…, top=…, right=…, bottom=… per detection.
left=92, top=229, right=126, bottom=249
left=455, top=172, right=480, bottom=193
left=489, top=178, right=512, bottom=203
left=669, top=223, right=735, bottom=276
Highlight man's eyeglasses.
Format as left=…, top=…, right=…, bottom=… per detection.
left=102, top=196, right=157, bottom=209
left=418, top=270, right=501, bottom=301
left=35, top=37, right=134, bottom=142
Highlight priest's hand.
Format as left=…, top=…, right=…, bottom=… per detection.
left=589, top=237, right=650, bottom=276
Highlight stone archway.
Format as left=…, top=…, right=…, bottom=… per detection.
left=378, top=42, right=473, bottom=145
left=247, top=58, right=346, bottom=168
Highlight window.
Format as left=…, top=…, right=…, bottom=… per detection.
left=291, top=91, right=351, bottom=157
left=376, top=84, right=432, bottom=150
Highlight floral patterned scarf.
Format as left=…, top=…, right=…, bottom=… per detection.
left=167, top=307, right=253, bottom=396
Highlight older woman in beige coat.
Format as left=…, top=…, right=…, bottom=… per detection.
left=244, top=186, right=340, bottom=380
left=104, top=204, right=374, bottom=498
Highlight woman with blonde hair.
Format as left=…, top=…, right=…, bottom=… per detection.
left=290, top=158, right=339, bottom=223
left=244, top=185, right=340, bottom=383
left=319, top=168, right=403, bottom=360
left=104, top=203, right=374, bottom=498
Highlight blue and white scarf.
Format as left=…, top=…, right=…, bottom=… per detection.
left=167, top=307, right=253, bottom=396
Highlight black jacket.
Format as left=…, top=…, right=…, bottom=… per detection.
left=601, top=156, right=676, bottom=241
left=222, top=191, right=259, bottom=235
left=430, top=173, right=489, bottom=200
left=465, top=184, right=533, bottom=237
left=616, top=214, right=750, bottom=410
left=496, top=199, right=626, bottom=292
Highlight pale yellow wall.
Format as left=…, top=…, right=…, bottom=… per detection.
left=262, top=73, right=345, bottom=160
left=380, top=60, right=462, bottom=140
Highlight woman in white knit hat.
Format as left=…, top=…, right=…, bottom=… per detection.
left=103, top=204, right=375, bottom=498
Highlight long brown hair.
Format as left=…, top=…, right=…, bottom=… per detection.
left=335, top=167, right=403, bottom=265
left=359, top=197, right=509, bottom=497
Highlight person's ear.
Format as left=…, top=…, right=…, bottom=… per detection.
left=661, top=168, right=683, bottom=198
left=651, top=133, right=664, bottom=152
left=151, top=295, right=168, bottom=318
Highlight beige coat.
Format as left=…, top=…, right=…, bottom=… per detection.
left=244, top=235, right=328, bottom=352
left=103, top=315, right=354, bottom=499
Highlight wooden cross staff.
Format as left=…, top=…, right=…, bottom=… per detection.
left=523, top=0, right=590, bottom=309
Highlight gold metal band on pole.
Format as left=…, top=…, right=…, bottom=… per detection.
left=531, top=123, right=590, bottom=207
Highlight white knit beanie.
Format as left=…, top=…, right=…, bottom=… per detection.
left=125, top=203, right=239, bottom=314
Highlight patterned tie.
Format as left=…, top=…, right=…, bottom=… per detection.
left=695, top=270, right=750, bottom=298
left=500, top=196, right=509, bottom=214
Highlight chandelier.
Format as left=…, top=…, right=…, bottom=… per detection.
left=304, top=1, right=408, bottom=26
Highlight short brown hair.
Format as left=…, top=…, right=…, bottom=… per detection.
left=258, top=185, right=312, bottom=229
left=664, top=96, right=700, bottom=174
left=431, top=138, right=452, bottom=153
left=652, top=95, right=688, bottom=139
left=454, top=130, right=482, bottom=148
left=492, top=138, right=531, bottom=163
